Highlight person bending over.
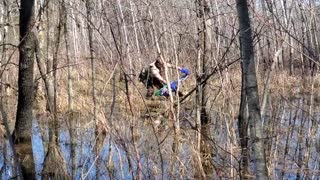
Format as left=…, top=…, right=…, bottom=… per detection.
left=145, top=59, right=183, bottom=98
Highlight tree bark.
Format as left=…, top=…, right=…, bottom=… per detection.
left=85, top=0, right=98, bottom=178
left=45, top=1, right=55, bottom=113
left=236, top=0, right=269, bottom=179
left=196, top=0, right=213, bottom=178
left=238, top=65, right=249, bottom=179
left=1, top=1, right=22, bottom=177
left=14, top=0, right=36, bottom=178
left=42, top=1, right=67, bottom=178
left=63, top=0, right=73, bottom=111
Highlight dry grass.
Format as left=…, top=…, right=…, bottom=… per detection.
left=42, top=143, right=70, bottom=179
left=3, top=56, right=320, bottom=178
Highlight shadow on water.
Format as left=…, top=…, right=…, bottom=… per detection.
left=0, top=119, right=131, bottom=179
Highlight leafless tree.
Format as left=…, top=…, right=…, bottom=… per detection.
left=14, top=0, right=37, bottom=178
left=236, top=0, right=268, bottom=178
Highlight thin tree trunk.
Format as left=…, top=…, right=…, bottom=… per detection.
left=236, top=0, right=269, bottom=178
left=85, top=0, right=98, bottom=177
left=238, top=64, right=249, bottom=179
left=42, top=1, right=66, bottom=178
left=52, top=0, right=62, bottom=146
left=1, top=1, right=22, bottom=177
left=45, top=1, right=55, bottom=113
left=62, top=0, right=73, bottom=111
left=117, top=0, right=133, bottom=76
left=195, top=0, right=213, bottom=178
left=0, top=102, right=23, bottom=178
left=69, top=1, right=78, bottom=176
left=70, top=0, right=79, bottom=66
left=129, top=0, right=142, bottom=69
left=195, top=0, right=203, bottom=176
left=86, top=0, right=96, bottom=126
left=62, top=0, right=75, bottom=178
left=35, top=33, right=54, bottom=114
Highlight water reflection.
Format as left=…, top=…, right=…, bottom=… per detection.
left=0, top=119, right=130, bottom=179
left=1, top=141, right=14, bottom=179
left=32, top=118, right=45, bottom=179
left=1, top=98, right=319, bottom=179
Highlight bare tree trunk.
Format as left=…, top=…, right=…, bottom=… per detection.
left=62, top=0, right=75, bottom=178
left=69, top=1, right=79, bottom=177
left=35, top=32, right=54, bottom=114
left=129, top=0, right=142, bottom=69
left=117, top=0, right=133, bottom=76
left=85, top=0, right=98, bottom=177
left=0, top=102, right=22, bottom=178
left=70, top=0, right=79, bottom=66
left=236, top=0, right=268, bottom=179
left=1, top=1, right=22, bottom=177
left=195, top=0, right=213, bottom=178
left=238, top=66, right=249, bottom=179
left=195, top=0, right=204, bottom=176
left=45, top=1, right=55, bottom=113
left=14, top=0, right=37, bottom=178
left=85, top=0, right=96, bottom=126
left=0, top=1, right=6, bottom=176
left=52, top=0, right=62, bottom=148
left=62, top=0, right=73, bottom=111
left=42, top=1, right=67, bottom=178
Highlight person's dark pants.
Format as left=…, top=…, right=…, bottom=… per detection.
left=146, top=78, right=164, bottom=98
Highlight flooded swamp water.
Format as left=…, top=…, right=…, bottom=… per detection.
left=0, top=95, right=320, bottom=179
